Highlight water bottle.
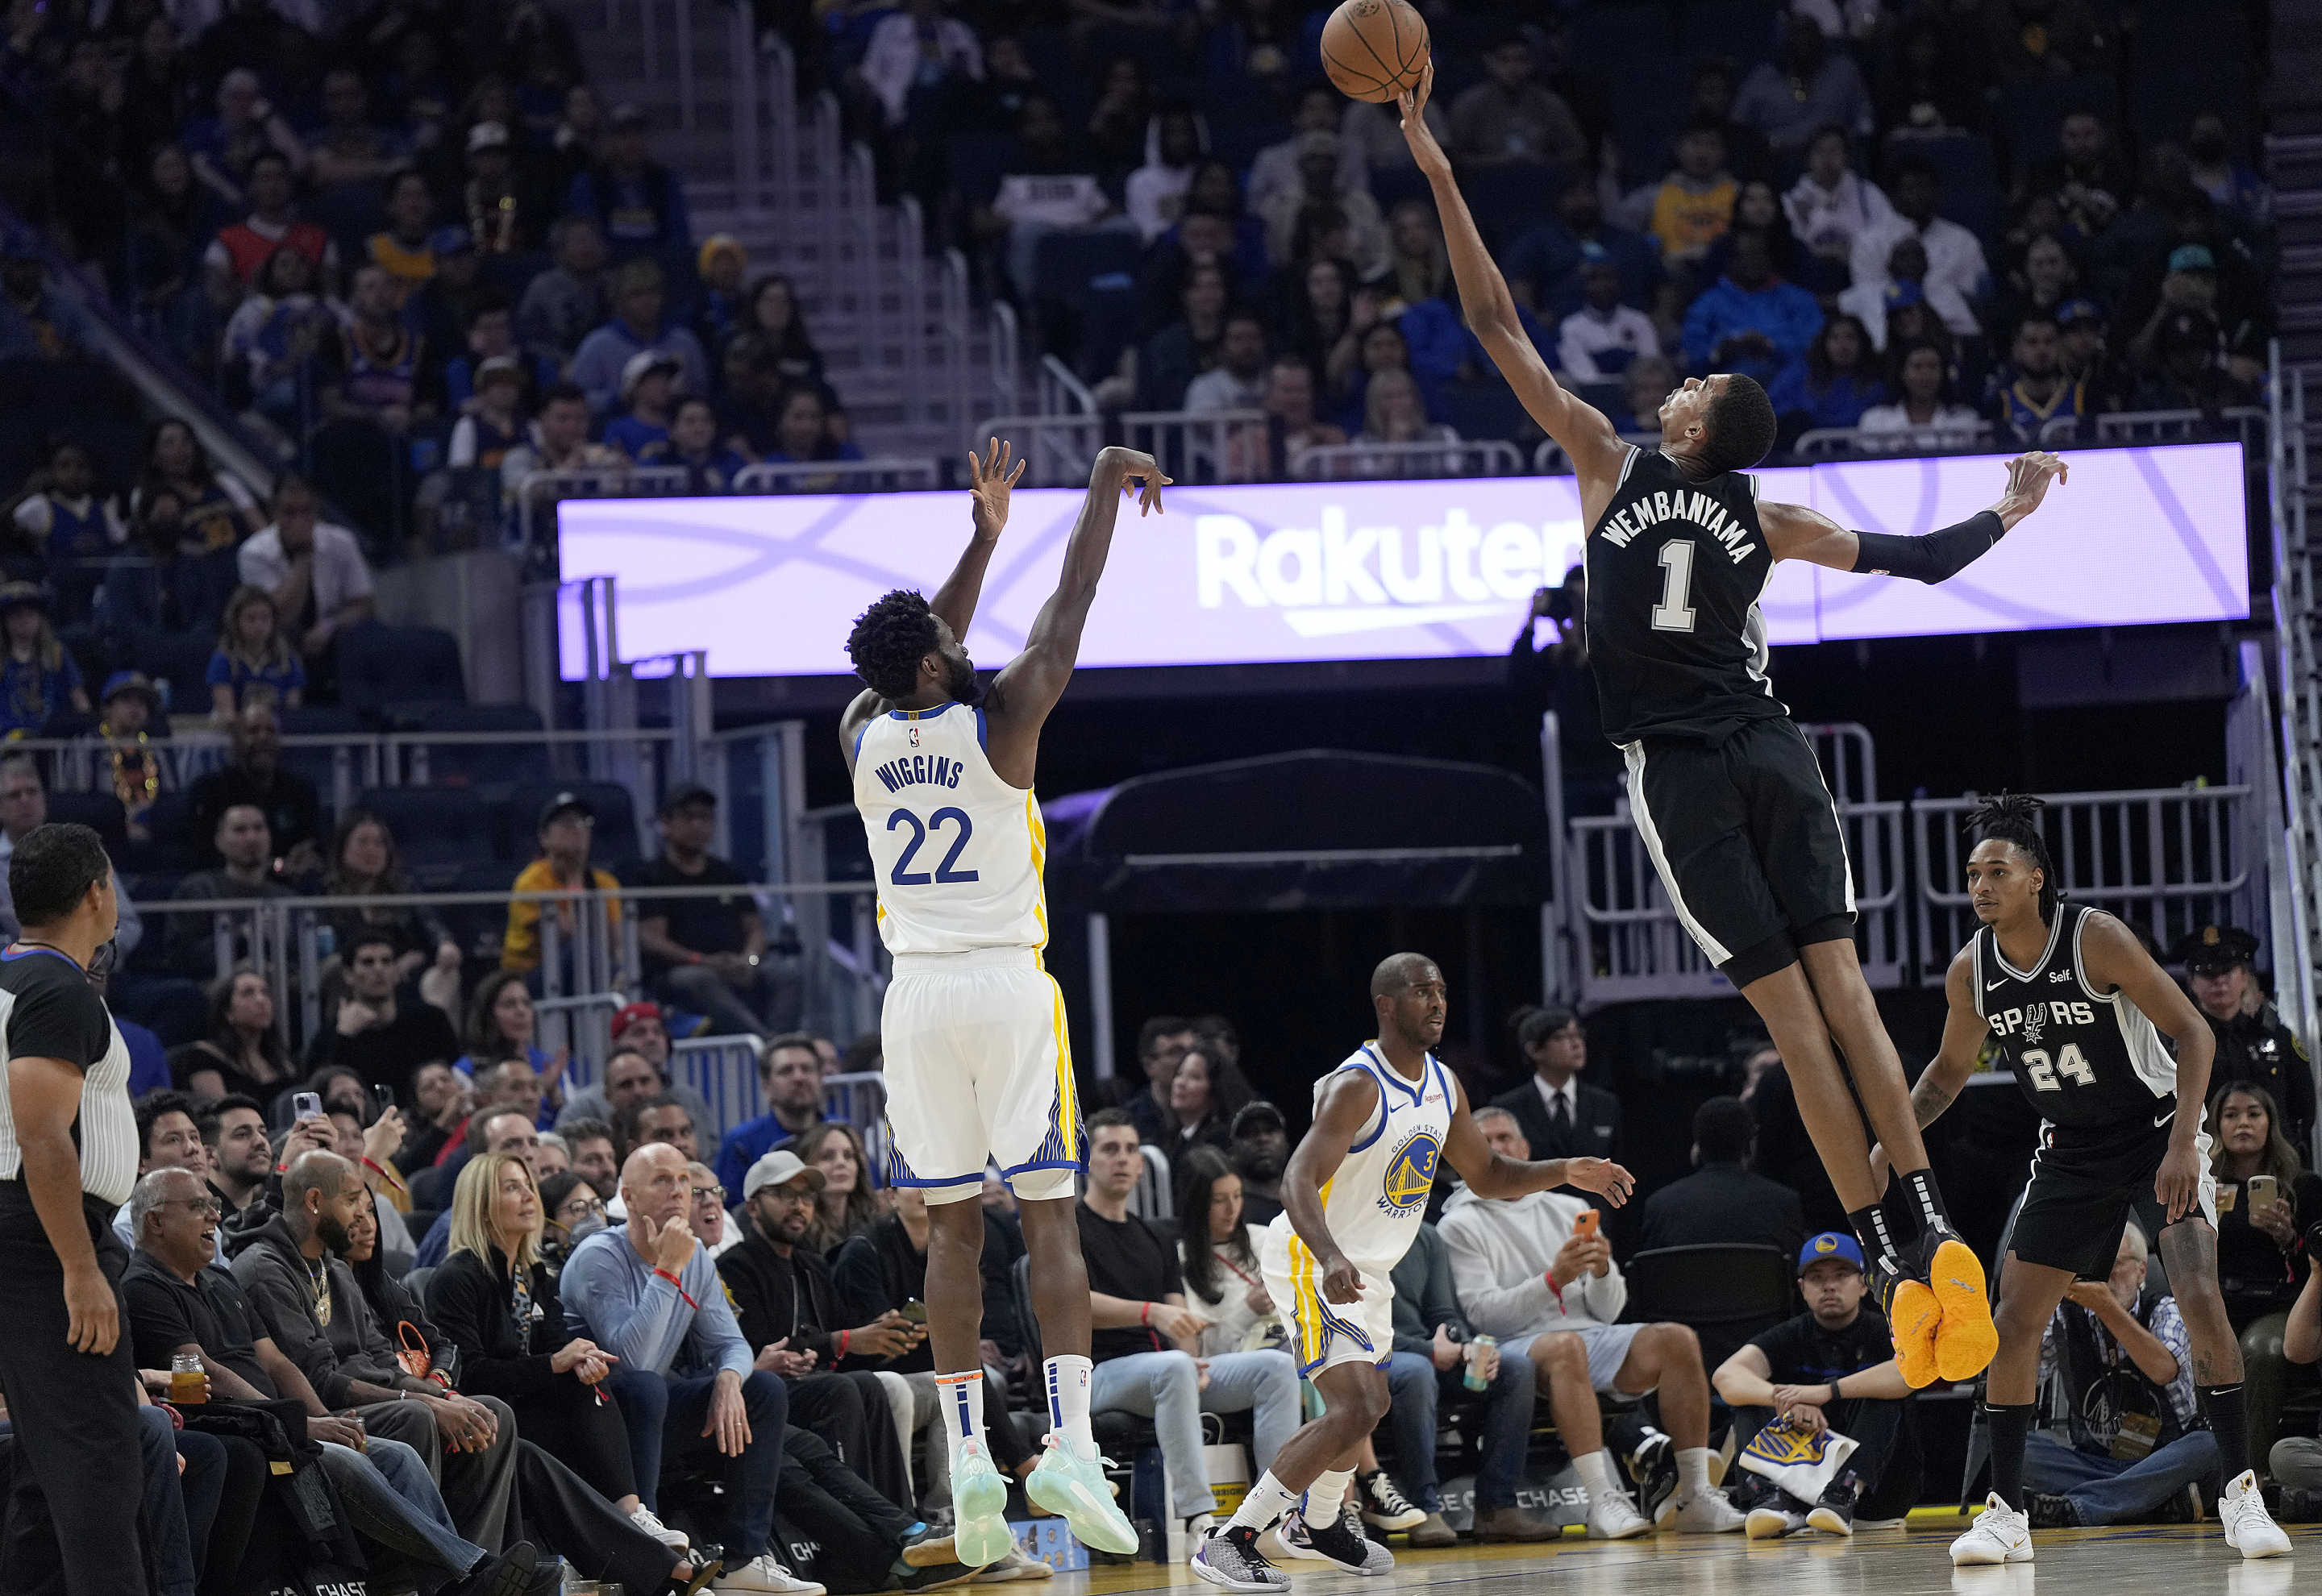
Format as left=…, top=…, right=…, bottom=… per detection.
left=1463, top=1334, right=1496, bottom=1392
left=314, top=923, right=336, bottom=961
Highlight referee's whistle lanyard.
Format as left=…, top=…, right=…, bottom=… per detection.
left=7, top=938, right=118, bottom=980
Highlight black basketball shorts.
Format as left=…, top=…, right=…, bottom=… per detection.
left=2009, top=1116, right=2219, bottom=1280
left=1622, top=717, right=1856, bottom=987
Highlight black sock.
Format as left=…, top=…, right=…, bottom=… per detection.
left=1900, top=1169, right=1951, bottom=1238
left=1985, top=1403, right=2034, bottom=1510
left=2200, top=1384, right=2250, bottom=1481
left=1849, top=1203, right=1896, bottom=1266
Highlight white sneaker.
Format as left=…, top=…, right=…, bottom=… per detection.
left=714, top=1552, right=830, bottom=1594
left=1950, top=1494, right=2033, bottom=1565
left=1668, top=1490, right=1746, bottom=1533
left=1587, top=1489, right=1653, bottom=1540
left=629, top=1502, right=690, bottom=1552
left=1746, top=1504, right=1806, bottom=1540
left=2220, top=1469, right=2293, bottom=1560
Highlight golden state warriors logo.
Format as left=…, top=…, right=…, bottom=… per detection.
left=1378, top=1128, right=1442, bottom=1216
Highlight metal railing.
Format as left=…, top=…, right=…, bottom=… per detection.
left=2267, top=354, right=2322, bottom=1050
left=1293, top=439, right=1523, bottom=480
left=730, top=458, right=943, bottom=494
left=1533, top=434, right=1662, bottom=476
left=1796, top=422, right=1995, bottom=457
left=968, top=412, right=1103, bottom=488
left=1038, top=354, right=1098, bottom=418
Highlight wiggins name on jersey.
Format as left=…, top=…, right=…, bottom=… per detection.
left=853, top=701, right=1047, bottom=956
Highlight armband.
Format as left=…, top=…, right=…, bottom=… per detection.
left=1850, top=509, right=2005, bottom=584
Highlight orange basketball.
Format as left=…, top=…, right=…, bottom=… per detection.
left=1320, top=0, right=1429, bottom=104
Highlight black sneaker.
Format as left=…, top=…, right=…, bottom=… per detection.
left=1806, top=1471, right=1859, bottom=1536
left=1725, top=1472, right=1780, bottom=1513
left=1296, top=1504, right=1395, bottom=1575
left=2276, top=1485, right=2322, bottom=1523
left=1190, top=1526, right=1289, bottom=1593
left=2026, top=1492, right=2080, bottom=1529
left=449, top=1540, right=539, bottom=1596
left=1629, top=1430, right=1679, bottom=1525
left=1356, top=1469, right=1425, bottom=1532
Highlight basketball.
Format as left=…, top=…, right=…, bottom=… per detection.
left=1319, top=0, right=1429, bottom=103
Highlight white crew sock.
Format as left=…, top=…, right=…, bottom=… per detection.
left=1572, top=1449, right=1620, bottom=1503
left=1228, top=1473, right=1301, bottom=1534
left=1302, top=1468, right=1354, bottom=1521
left=1043, top=1354, right=1098, bottom=1461
left=936, top=1369, right=986, bottom=1456
left=1677, top=1447, right=1714, bottom=1498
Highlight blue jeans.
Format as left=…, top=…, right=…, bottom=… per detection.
left=1380, top=1349, right=1537, bottom=1513
left=2022, top=1429, right=2220, bottom=1526
left=1090, top=1349, right=1302, bottom=1519
left=319, top=1436, right=489, bottom=1579
left=648, top=1369, right=789, bottom=1561
left=138, top=1406, right=200, bottom=1596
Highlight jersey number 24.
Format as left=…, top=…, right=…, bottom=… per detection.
left=2023, top=1043, right=2098, bottom=1091
left=887, top=807, right=980, bottom=885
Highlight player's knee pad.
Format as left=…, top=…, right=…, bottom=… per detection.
left=1005, top=1164, right=1075, bottom=1203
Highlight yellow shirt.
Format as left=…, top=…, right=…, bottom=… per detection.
left=1650, top=177, right=1737, bottom=260
left=501, top=858, right=622, bottom=972
left=368, top=233, right=437, bottom=285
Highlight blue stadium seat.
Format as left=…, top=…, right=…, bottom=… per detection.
left=130, top=631, right=217, bottom=713
left=498, top=779, right=642, bottom=867
left=1996, top=74, right=2116, bottom=169
left=351, top=786, right=497, bottom=871
left=277, top=706, right=367, bottom=815
left=1569, top=2, right=1676, bottom=73
left=947, top=133, right=1022, bottom=208
left=335, top=622, right=467, bottom=717
left=1436, top=381, right=1532, bottom=447
left=1676, top=0, right=1777, bottom=67
left=397, top=702, right=551, bottom=788
left=440, top=857, right=528, bottom=966
left=1033, top=228, right=1146, bottom=312
left=1890, top=134, right=2003, bottom=251
left=46, top=789, right=127, bottom=848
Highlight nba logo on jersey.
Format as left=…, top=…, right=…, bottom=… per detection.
left=1378, top=1128, right=1442, bottom=1216
left=908, top=725, right=921, bottom=746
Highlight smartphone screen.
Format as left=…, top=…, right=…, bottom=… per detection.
left=293, top=1091, right=323, bottom=1121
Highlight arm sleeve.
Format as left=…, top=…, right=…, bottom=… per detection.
left=1850, top=510, right=2005, bottom=584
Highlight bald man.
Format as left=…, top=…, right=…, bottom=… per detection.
left=560, top=1141, right=817, bottom=1594
left=1192, top=954, right=1636, bottom=1592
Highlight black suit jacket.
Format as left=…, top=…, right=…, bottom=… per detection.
left=1490, top=1077, right=1623, bottom=1165
left=1637, top=1162, right=1805, bottom=1260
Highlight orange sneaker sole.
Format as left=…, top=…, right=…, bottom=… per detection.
left=1890, top=1278, right=1941, bottom=1389
left=1930, top=1237, right=1999, bottom=1382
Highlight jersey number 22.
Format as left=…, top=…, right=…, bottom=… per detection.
left=887, top=807, right=980, bottom=885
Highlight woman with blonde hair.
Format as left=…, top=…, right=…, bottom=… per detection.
left=791, top=1120, right=883, bottom=1254
left=425, top=1151, right=703, bottom=1574
left=208, top=583, right=306, bottom=717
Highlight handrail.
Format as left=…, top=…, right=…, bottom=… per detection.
left=728, top=457, right=943, bottom=493
left=1039, top=354, right=1099, bottom=418
left=1796, top=423, right=1994, bottom=457
left=1294, top=439, right=1521, bottom=480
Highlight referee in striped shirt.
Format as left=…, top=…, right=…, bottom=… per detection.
left=0, top=822, right=143, bottom=1593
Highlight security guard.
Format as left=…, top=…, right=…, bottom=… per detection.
left=2172, top=924, right=2316, bottom=1151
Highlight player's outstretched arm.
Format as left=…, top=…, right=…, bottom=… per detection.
left=2080, top=909, right=2216, bottom=1221
left=1439, top=1072, right=1635, bottom=1205
left=1282, top=1067, right=1383, bottom=1306
left=980, top=446, right=1166, bottom=785
left=1395, top=68, right=1627, bottom=487
left=1765, top=451, right=2070, bottom=578
left=928, top=436, right=1027, bottom=640
left=1869, top=948, right=1987, bottom=1190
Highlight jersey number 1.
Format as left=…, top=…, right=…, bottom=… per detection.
left=2023, top=1044, right=2097, bottom=1091
left=888, top=808, right=980, bottom=885
left=1652, top=539, right=1698, bottom=634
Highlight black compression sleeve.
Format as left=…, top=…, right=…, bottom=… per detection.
left=1849, top=509, right=2006, bottom=584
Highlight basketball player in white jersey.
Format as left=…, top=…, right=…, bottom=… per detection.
left=1191, top=954, right=1634, bottom=1591
left=841, top=440, right=1166, bottom=1567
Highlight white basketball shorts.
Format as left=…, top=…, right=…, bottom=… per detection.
left=1258, top=1221, right=1396, bottom=1378
left=879, top=947, right=1082, bottom=1203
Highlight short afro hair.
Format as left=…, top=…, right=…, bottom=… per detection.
left=1697, top=373, right=1777, bottom=475
left=845, top=588, right=941, bottom=699
left=9, top=822, right=111, bottom=930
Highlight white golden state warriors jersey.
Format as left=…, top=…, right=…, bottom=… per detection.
left=853, top=702, right=1047, bottom=956
left=1274, top=1043, right=1454, bottom=1271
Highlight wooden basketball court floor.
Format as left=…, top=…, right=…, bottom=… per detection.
left=1069, top=1516, right=2317, bottom=1596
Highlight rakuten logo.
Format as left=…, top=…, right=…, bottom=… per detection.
left=1196, top=507, right=1582, bottom=636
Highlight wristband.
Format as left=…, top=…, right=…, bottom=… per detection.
left=652, top=1266, right=699, bottom=1310
left=361, top=1155, right=407, bottom=1194
left=1140, top=1302, right=1151, bottom=1326
left=838, top=1328, right=851, bottom=1358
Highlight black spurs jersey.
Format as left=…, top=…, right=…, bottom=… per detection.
left=1972, top=904, right=2178, bottom=1134
left=1583, top=447, right=1791, bottom=745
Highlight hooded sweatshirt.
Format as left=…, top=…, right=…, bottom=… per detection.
left=1437, top=1183, right=1625, bottom=1340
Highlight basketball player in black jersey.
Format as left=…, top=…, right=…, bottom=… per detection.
left=1888, top=796, right=2289, bottom=1561
left=1396, top=72, right=2069, bottom=1388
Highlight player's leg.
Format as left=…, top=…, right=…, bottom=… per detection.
left=1602, top=1324, right=1740, bottom=1532
left=2161, top=1212, right=2290, bottom=1553
left=920, top=1182, right=1015, bottom=1565
left=1521, top=1332, right=1645, bottom=1539
left=1954, top=1250, right=2071, bottom=1565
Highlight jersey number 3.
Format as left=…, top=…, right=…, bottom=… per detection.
left=1652, top=539, right=1698, bottom=634
left=888, top=807, right=980, bottom=885
left=2023, top=1043, right=2098, bottom=1091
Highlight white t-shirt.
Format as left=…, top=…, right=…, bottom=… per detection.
left=1854, top=401, right=1985, bottom=444
left=992, top=174, right=1108, bottom=229
left=1556, top=305, right=1661, bottom=383
left=237, top=521, right=376, bottom=624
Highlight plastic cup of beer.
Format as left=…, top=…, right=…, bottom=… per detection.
left=170, top=1353, right=206, bottom=1405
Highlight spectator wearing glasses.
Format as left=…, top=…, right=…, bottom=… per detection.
left=714, top=1034, right=830, bottom=1199
left=540, top=1170, right=608, bottom=1271
left=689, top=1162, right=746, bottom=1260
left=627, top=782, right=799, bottom=1041
left=1489, top=1006, right=1622, bottom=1167
left=302, top=926, right=462, bottom=1099
left=562, top=1141, right=823, bottom=1595
left=502, top=792, right=622, bottom=980
left=0, top=753, right=147, bottom=962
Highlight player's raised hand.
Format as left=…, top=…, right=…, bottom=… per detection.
left=1994, top=450, right=2069, bottom=529
left=1396, top=64, right=1448, bottom=181
left=967, top=436, right=1026, bottom=540
left=1558, top=1157, right=1636, bottom=1207
left=1106, top=448, right=1168, bottom=516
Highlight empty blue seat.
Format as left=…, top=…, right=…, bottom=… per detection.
left=397, top=702, right=551, bottom=789
left=1033, top=228, right=1146, bottom=311
left=947, top=132, right=1021, bottom=207
left=351, top=787, right=497, bottom=871
left=277, top=706, right=368, bottom=816
left=1677, top=0, right=1776, bottom=66
left=335, top=622, right=467, bottom=717
left=1997, top=75, right=2115, bottom=169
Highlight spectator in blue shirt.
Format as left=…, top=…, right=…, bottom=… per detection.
left=561, top=1142, right=810, bottom=1593
left=605, top=351, right=682, bottom=461
left=1400, top=287, right=1553, bottom=388
left=206, top=584, right=305, bottom=718
left=0, top=582, right=87, bottom=736
left=567, top=103, right=693, bottom=258
left=1679, top=229, right=1824, bottom=387
left=713, top=1036, right=829, bottom=1197
left=641, top=397, right=750, bottom=491
left=569, top=259, right=711, bottom=418
left=1767, top=314, right=1887, bottom=436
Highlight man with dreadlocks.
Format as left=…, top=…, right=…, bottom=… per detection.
left=1886, top=794, right=2290, bottom=1563
left=1397, top=67, right=2066, bottom=1390
left=839, top=438, right=1166, bottom=1569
